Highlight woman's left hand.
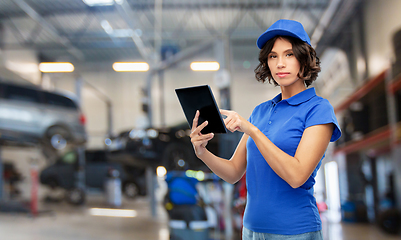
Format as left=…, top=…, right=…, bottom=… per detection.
left=220, top=109, right=253, bottom=135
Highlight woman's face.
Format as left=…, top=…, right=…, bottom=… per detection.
left=267, top=37, right=301, bottom=87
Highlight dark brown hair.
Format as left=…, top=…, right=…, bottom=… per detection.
left=254, top=36, right=321, bottom=87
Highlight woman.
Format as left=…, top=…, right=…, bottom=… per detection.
left=189, top=19, right=341, bottom=239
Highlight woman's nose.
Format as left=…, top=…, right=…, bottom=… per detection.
left=277, top=58, right=285, bottom=68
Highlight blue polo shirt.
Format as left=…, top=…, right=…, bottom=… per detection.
left=243, top=87, right=341, bottom=235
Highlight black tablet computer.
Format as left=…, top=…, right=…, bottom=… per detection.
left=175, top=85, right=227, bottom=134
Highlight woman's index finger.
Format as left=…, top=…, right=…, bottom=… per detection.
left=220, top=109, right=229, bottom=115
left=191, top=110, right=200, bottom=132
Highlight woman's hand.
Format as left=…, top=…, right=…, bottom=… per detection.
left=220, top=109, right=253, bottom=135
left=189, top=110, right=215, bottom=157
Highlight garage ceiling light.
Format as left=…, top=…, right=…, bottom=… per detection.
left=82, top=0, right=114, bottom=7
left=113, top=62, right=149, bottom=72
left=89, top=208, right=137, bottom=218
left=39, top=62, right=74, bottom=73
left=190, top=61, right=220, bottom=71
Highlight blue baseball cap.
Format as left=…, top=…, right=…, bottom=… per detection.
left=256, top=19, right=311, bottom=49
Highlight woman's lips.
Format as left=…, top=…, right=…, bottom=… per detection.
left=277, top=72, right=290, bottom=78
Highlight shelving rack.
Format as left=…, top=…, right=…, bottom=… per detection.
left=333, top=66, right=401, bottom=222
left=334, top=70, right=401, bottom=155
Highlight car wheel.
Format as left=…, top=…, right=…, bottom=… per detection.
left=378, top=209, right=401, bottom=235
left=162, top=143, right=195, bottom=171
left=123, top=182, right=139, bottom=199
left=65, top=188, right=85, bottom=205
left=42, top=126, right=72, bottom=162
left=47, top=178, right=59, bottom=189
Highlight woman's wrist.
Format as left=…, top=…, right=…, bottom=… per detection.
left=246, top=124, right=259, bottom=137
left=196, top=148, right=210, bottom=160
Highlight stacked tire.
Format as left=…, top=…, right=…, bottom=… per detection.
left=378, top=208, right=401, bottom=235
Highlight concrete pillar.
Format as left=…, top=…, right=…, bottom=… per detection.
left=385, top=68, right=401, bottom=210
left=214, top=36, right=235, bottom=240
left=146, top=167, right=157, bottom=217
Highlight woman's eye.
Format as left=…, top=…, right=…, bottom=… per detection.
left=286, top=53, right=294, bottom=57
left=269, top=55, right=277, bottom=59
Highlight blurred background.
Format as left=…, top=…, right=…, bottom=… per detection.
left=0, top=0, right=401, bottom=239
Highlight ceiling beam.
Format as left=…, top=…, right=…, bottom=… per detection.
left=226, top=8, right=247, bottom=36
left=168, top=10, right=192, bottom=39
left=153, top=39, right=215, bottom=72
left=12, top=0, right=84, bottom=60
left=114, top=0, right=154, bottom=62
left=0, top=1, right=330, bottom=19
left=196, top=8, right=220, bottom=38
left=315, top=0, right=361, bottom=55
left=7, top=17, right=27, bottom=44
left=125, top=1, right=329, bottom=10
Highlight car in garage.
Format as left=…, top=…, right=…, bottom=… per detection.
left=0, top=81, right=87, bottom=161
left=108, top=122, right=220, bottom=171
left=40, top=149, right=146, bottom=205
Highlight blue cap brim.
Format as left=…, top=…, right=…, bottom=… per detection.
left=256, top=29, right=311, bottom=49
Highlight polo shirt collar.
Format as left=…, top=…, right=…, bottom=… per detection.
left=272, top=87, right=316, bottom=106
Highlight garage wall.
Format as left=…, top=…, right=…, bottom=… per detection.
left=364, top=0, right=401, bottom=77
left=0, top=49, right=41, bottom=85
left=152, top=64, right=281, bottom=128
left=52, top=58, right=281, bottom=149
left=1, top=23, right=41, bottom=85
left=52, top=71, right=146, bottom=148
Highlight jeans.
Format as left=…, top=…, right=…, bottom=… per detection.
left=242, top=226, right=323, bottom=240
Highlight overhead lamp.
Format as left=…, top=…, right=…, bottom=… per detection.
left=82, top=0, right=114, bottom=6
left=39, top=62, right=74, bottom=73
left=112, top=62, right=149, bottom=72
left=190, top=61, right=220, bottom=71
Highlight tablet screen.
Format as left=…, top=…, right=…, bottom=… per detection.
left=175, top=85, right=227, bottom=134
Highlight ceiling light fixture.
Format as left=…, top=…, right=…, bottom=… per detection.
left=190, top=61, right=220, bottom=71
left=82, top=0, right=114, bottom=7
left=112, top=62, right=149, bottom=72
left=39, top=62, right=75, bottom=73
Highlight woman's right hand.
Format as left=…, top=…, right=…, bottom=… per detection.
left=189, top=110, right=215, bottom=157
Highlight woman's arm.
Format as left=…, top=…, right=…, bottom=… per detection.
left=190, top=110, right=247, bottom=184
left=221, top=109, right=333, bottom=188
left=249, top=123, right=333, bottom=188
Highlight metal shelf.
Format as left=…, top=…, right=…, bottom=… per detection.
left=335, top=122, right=401, bottom=156
left=334, top=70, right=387, bottom=113
left=388, top=73, right=401, bottom=94
left=334, top=69, right=401, bottom=155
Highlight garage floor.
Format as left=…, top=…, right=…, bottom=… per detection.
left=0, top=194, right=400, bottom=240
left=0, top=145, right=400, bottom=240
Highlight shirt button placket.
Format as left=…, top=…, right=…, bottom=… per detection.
left=270, top=102, right=277, bottom=124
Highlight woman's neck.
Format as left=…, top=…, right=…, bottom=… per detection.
left=280, top=82, right=307, bottom=100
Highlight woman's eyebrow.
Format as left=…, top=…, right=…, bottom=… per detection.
left=269, top=49, right=293, bottom=54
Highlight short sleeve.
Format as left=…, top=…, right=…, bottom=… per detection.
left=248, top=103, right=261, bottom=124
left=305, top=99, right=341, bottom=142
